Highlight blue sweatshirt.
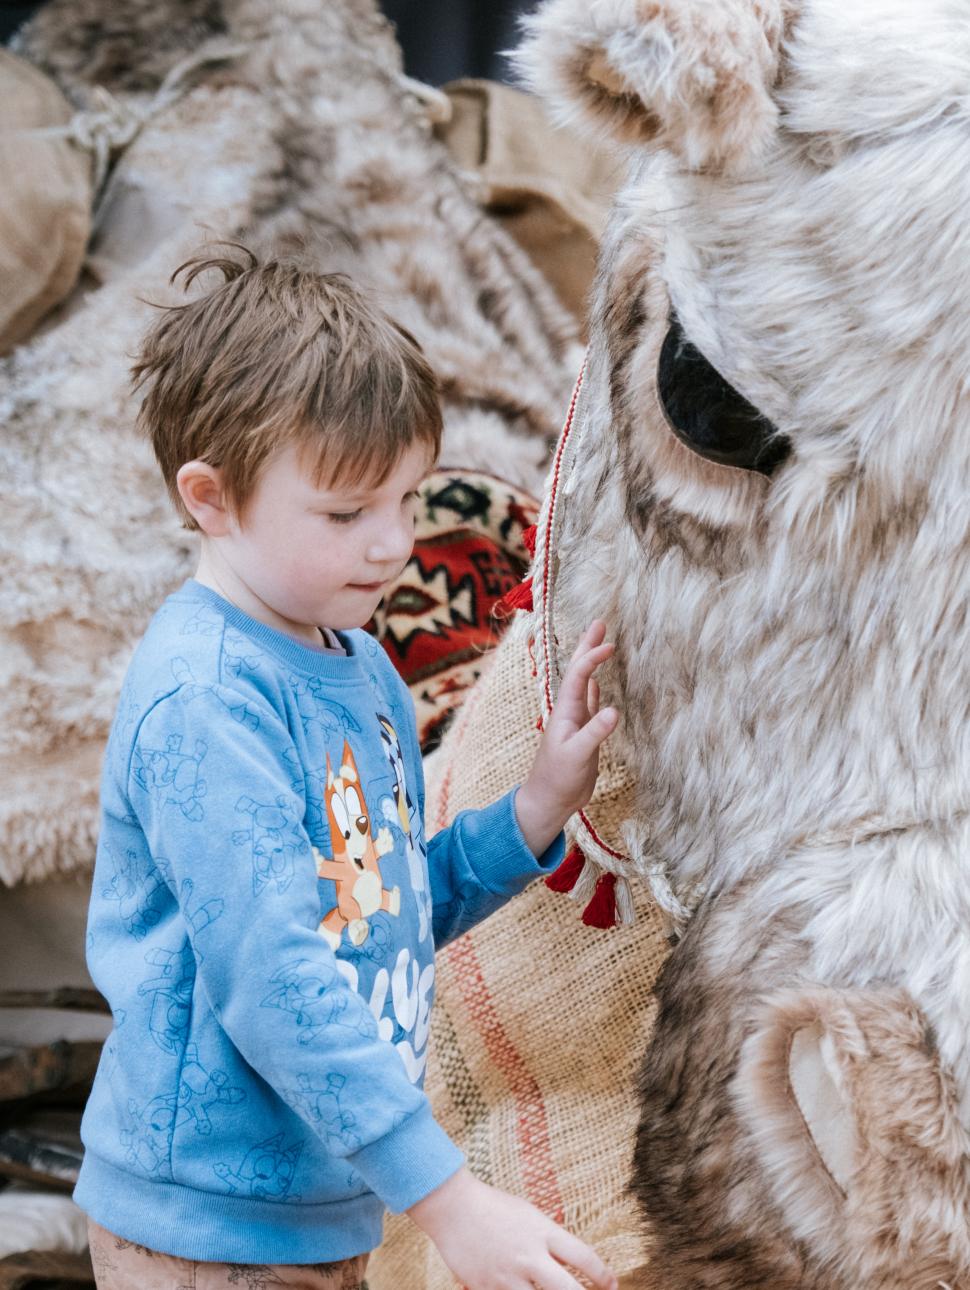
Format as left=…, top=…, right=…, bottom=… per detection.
left=74, top=581, right=562, bottom=1262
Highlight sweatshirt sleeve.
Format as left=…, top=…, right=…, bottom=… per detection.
left=128, top=683, right=463, bottom=1214
left=425, top=789, right=565, bottom=946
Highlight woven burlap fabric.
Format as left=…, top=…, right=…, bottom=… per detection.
left=435, top=79, right=620, bottom=327
left=0, top=49, right=92, bottom=355
left=367, top=623, right=669, bottom=1289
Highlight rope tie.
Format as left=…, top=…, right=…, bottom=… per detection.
left=22, top=38, right=247, bottom=209
left=396, top=73, right=452, bottom=125
left=620, top=820, right=697, bottom=933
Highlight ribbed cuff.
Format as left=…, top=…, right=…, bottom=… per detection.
left=348, top=1102, right=465, bottom=1214
left=455, top=790, right=565, bottom=898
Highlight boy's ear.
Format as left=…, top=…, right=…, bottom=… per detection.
left=176, top=461, right=232, bottom=537
left=514, top=0, right=795, bottom=174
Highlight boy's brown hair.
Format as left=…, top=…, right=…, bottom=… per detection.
left=132, top=245, right=442, bottom=529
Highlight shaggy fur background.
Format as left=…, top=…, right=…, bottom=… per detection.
left=0, top=0, right=580, bottom=887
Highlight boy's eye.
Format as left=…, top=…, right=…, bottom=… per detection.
left=327, top=510, right=362, bottom=525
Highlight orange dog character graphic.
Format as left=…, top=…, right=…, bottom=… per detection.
left=314, top=742, right=400, bottom=950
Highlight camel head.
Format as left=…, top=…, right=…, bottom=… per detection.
left=518, top=2, right=970, bottom=1284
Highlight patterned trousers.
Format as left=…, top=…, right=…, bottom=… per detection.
left=87, top=1221, right=370, bottom=1290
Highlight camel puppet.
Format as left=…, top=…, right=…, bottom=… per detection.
left=517, top=0, right=970, bottom=1285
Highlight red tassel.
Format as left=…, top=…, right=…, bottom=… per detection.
left=582, top=873, right=618, bottom=929
left=522, top=524, right=538, bottom=558
left=535, top=714, right=544, bottom=732
left=494, top=576, right=534, bottom=618
left=545, top=845, right=586, bottom=893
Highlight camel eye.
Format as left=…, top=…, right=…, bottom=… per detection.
left=657, top=312, right=791, bottom=476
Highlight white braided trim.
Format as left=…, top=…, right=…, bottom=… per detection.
left=620, top=820, right=701, bottom=934
left=531, top=365, right=585, bottom=728
left=533, top=366, right=644, bottom=928
left=614, top=875, right=637, bottom=927
left=569, top=853, right=600, bottom=907
left=554, top=824, right=636, bottom=927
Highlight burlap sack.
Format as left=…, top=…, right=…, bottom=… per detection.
left=0, top=50, right=92, bottom=354
left=435, top=79, right=621, bottom=326
left=367, top=622, right=670, bottom=1289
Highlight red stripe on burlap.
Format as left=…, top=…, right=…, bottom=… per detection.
left=428, top=622, right=564, bottom=1217
left=445, top=935, right=566, bottom=1224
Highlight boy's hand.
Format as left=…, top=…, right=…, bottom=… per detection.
left=515, top=620, right=619, bottom=859
left=408, top=1166, right=619, bottom=1290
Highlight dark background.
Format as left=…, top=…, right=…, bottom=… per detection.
left=1, top=1, right=36, bottom=41
left=1, top=0, right=534, bottom=83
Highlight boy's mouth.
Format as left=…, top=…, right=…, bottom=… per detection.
left=347, top=580, right=386, bottom=594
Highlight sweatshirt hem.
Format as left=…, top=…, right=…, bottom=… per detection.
left=74, top=1153, right=383, bottom=1263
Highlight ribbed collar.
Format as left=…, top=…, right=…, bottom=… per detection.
left=179, top=580, right=369, bottom=682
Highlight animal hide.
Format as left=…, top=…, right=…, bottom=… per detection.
left=518, top=0, right=970, bottom=1284
left=0, top=0, right=579, bottom=887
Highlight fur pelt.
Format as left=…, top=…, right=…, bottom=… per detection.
left=0, top=0, right=578, bottom=887
left=518, top=0, right=970, bottom=1284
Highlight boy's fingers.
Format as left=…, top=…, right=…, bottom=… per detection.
left=570, top=619, right=606, bottom=661
left=561, top=642, right=613, bottom=705
left=533, top=1264, right=584, bottom=1290
left=588, top=676, right=600, bottom=717
left=553, top=637, right=614, bottom=730
left=548, top=1229, right=617, bottom=1290
left=569, top=707, right=619, bottom=761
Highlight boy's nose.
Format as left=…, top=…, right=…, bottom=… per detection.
left=367, top=520, right=415, bottom=566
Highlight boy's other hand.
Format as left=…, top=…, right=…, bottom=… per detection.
left=408, top=1166, right=619, bottom=1290
left=515, top=620, right=619, bottom=859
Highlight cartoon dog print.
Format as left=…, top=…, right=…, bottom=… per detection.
left=214, top=1132, right=304, bottom=1201
left=132, top=733, right=207, bottom=822
left=314, top=741, right=399, bottom=950
left=138, top=944, right=194, bottom=1055
left=103, top=845, right=169, bottom=941
left=122, top=1094, right=176, bottom=1177
left=378, top=714, right=431, bottom=943
left=261, top=958, right=375, bottom=1044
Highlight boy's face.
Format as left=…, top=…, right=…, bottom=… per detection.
left=220, top=438, right=431, bottom=636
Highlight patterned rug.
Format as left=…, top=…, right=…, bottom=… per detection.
left=369, top=469, right=538, bottom=751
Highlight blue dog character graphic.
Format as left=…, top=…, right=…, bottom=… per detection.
left=132, top=733, right=207, bottom=822
left=138, top=944, right=195, bottom=1055
left=121, top=1046, right=244, bottom=1176
left=287, top=1072, right=362, bottom=1152
left=233, top=794, right=305, bottom=896
left=121, top=1094, right=176, bottom=1178
left=214, top=1133, right=304, bottom=1201
left=261, top=959, right=377, bottom=1046
left=102, top=846, right=170, bottom=941
left=176, top=1044, right=245, bottom=1136
left=378, top=713, right=431, bottom=943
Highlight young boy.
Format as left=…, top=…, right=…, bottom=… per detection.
left=75, top=247, right=620, bottom=1290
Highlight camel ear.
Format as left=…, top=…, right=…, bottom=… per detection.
left=514, top=0, right=794, bottom=174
